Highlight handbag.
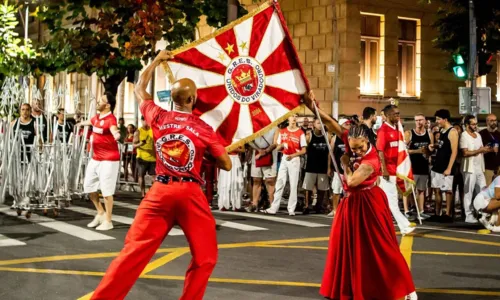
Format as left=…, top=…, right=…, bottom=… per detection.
left=254, top=136, right=273, bottom=168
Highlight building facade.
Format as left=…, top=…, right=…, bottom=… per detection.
left=237, top=0, right=500, bottom=119
left=26, top=0, right=500, bottom=125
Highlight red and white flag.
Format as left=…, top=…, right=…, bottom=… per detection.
left=163, top=0, right=309, bottom=151
left=396, top=121, right=415, bottom=195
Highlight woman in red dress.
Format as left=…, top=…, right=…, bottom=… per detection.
left=301, top=92, right=417, bottom=300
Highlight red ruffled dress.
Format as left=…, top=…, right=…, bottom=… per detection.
left=320, top=145, right=416, bottom=300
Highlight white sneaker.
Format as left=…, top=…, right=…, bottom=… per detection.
left=490, top=213, right=498, bottom=226
left=490, top=225, right=500, bottom=233
left=479, top=215, right=493, bottom=230
left=87, top=214, right=105, bottom=228
left=327, top=211, right=335, bottom=218
left=401, top=226, right=416, bottom=236
left=465, top=215, right=479, bottom=224
left=96, top=220, right=114, bottom=231
left=289, top=212, right=296, bottom=216
left=406, top=291, right=418, bottom=300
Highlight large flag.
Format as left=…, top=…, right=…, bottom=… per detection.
left=163, top=0, right=309, bottom=151
left=396, top=121, right=415, bottom=196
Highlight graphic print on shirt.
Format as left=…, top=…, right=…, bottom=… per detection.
left=156, top=133, right=196, bottom=173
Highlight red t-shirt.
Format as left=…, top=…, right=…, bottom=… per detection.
left=277, top=127, right=307, bottom=155
left=140, top=100, right=226, bottom=183
left=90, top=113, right=120, bottom=161
left=376, top=122, right=399, bottom=175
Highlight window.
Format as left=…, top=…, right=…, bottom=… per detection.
left=360, top=15, right=381, bottom=94
left=398, top=19, right=416, bottom=96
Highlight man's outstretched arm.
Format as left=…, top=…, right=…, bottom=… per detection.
left=134, top=50, right=173, bottom=104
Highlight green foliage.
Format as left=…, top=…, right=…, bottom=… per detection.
left=35, top=0, right=247, bottom=96
left=432, top=0, right=500, bottom=77
left=0, top=0, right=35, bottom=77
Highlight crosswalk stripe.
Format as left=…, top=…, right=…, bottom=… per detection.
left=213, top=211, right=329, bottom=228
left=107, top=200, right=138, bottom=210
left=218, top=221, right=268, bottom=231
left=0, top=207, right=114, bottom=241
left=66, top=206, right=184, bottom=236
left=0, top=234, right=26, bottom=247
left=113, top=200, right=267, bottom=232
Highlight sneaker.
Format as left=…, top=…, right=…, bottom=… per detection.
left=327, top=211, right=335, bottom=218
left=289, top=212, right=296, bottom=216
left=87, top=214, right=105, bottom=228
left=302, top=207, right=310, bottom=215
left=465, top=215, right=479, bottom=224
left=401, top=226, right=416, bottom=236
left=405, top=212, right=416, bottom=221
left=490, top=213, right=498, bottom=226
left=479, top=215, right=493, bottom=231
left=490, top=225, right=500, bottom=233
left=418, top=213, right=431, bottom=220
left=96, top=220, right=114, bottom=231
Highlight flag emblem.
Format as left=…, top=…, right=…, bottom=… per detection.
left=163, top=0, right=309, bottom=151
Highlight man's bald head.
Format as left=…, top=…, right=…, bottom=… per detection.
left=171, top=78, right=197, bottom=108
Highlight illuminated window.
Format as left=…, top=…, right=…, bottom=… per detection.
left=398, top=19, right=416, bottom=96
left=360, top=14, right=382, bottom=95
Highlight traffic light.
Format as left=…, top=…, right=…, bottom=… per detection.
left=452, top=54, right=467, bottom=79
left=478, top=52, right=493, bottom=77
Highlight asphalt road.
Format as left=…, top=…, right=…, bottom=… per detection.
left=0, top=192, right=499, bottom=300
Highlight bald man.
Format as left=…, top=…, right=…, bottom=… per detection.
left=480, top=114, right=500, bottom=185
left=91, top=50, right=232, bottom=300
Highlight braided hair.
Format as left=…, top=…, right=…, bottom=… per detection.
left=348, top=125, right=369, bottom=140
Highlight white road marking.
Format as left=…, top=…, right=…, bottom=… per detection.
left=213, top=211, right=329, bottom=228
left=0, top=207, right=114, bottom=241
left=66, top=206, right=184, bottom=236
left=0, top=234, right=26, bottom=247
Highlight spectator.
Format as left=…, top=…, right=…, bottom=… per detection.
left=122, top=124, right=137, bottom=182
left=360, top=107, right=377, bottom=146
left=262, top=114, right=307, bottom=216
left=460, top=115, right=491, bottom=223
left=118, top=117, right=127, bottom=143
left=377, top=105, right=414, bottom=235
left=327, top=119, right=351, bottom=217
left=303, top=118, right=330, bottom=214
left=405, top=113, right=433, bottom=220
left=479, top=114, right=500, bottom=185
left=247, top=128, right=278, bottom=212
left=133, top=116, right=156, bottom=197
left=430, top=109, right=458, bottom=222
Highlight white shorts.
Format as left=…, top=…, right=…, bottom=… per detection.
left=473, top=192, right=490, bottom=212
left=414, top=174, right=429, bottom=191
left=83, top=159, right=120, bottom=197
left=331, top=172, right=343, bottom=194
left=251, top=161, right=277, bottom=179
left=302, top=173, right=329, bottom=191
left=431, top=170, right=454, bottom=191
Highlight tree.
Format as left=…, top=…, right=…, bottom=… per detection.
left=34, top=0, right=247, bottom=97
left=432, top=0, right=500, bottom=78
left=0, top=0, right=35, bottom=79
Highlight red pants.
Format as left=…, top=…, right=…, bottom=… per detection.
left=91, top=181, right=218, bottom=300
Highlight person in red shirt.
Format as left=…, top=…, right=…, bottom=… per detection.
left=77, top=93, right=121, bottom=231
left=261, top=114, right=307, bottom=216
left=376, top=105, right=414, bottom=235
left=90, top=50, right=231, bottom=300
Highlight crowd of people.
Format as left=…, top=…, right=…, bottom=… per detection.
left=204, top=104, right=500, bottom=234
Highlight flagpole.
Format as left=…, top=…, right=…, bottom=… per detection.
left=411, top=185, right=423, bottom=225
